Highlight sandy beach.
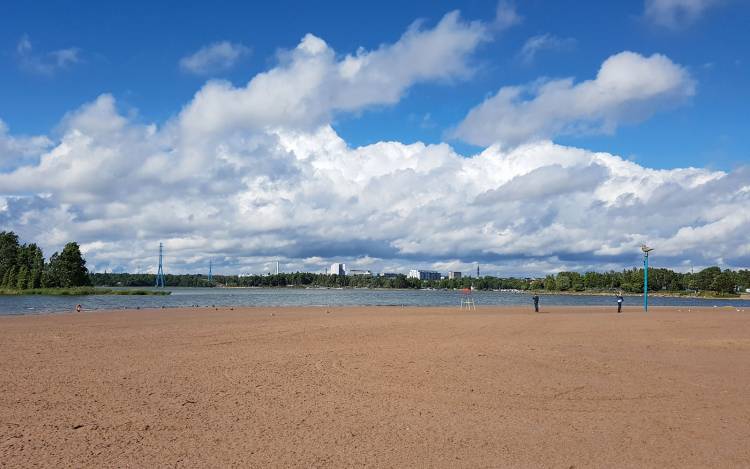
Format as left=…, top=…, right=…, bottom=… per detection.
left=1, top=306, right=749, bottom=468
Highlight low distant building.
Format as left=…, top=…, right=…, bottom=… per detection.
left=448, top=272, right=462, bottom=280
left=348, top=269, right=372, bottom=276
left=330, top=263, right=346, bottom=276
left=408, top=269, right=441, bottom=281
left=378, top=272, right=399, bottom=278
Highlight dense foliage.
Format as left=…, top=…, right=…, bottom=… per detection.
left=0, top=231, right=90, bottom=290
left=529, top=268, right=750, bottom=295
left=90, top=266, right=750, bottom=295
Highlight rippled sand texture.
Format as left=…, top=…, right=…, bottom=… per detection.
left=1, top=306, right=749, bottom=467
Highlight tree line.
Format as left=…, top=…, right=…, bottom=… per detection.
left=3, top=230, right=747, bottom=295
left=528, top=267, right=748, bottom=295
left=0, top=231, right=90, bottom=290
left=90, top=266, right=750, bottom=295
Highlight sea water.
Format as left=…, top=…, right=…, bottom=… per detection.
left=1, top=287, right=749, bottom=315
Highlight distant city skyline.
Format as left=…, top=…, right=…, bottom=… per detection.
left=1, top=1, right=749, bottom=276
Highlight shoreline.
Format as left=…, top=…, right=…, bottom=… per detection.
left=0, top=287, right=171, bottom=296
left=1, top=304, right=746, bottom=320
left=89, top=284, right=745, bottom=300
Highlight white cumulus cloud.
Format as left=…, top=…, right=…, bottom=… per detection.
left=179, top=41, right=251, bottom=75
left=517, top=34, right=576, bottom=65
left=1, top=96, right=747, bottom=275
left=453, top=51, right=696, bottom=147
left=16, top=35, right=80, bottom=75
left=0, top=120, right=52, bottom=171
left=178, top=11, right=487, bottom=141
left=644, top=0, right=722, bottom=28
left=494, top=0, right=522, bottom=31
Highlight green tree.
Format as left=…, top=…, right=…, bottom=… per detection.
left=1, top=268, right=10, bottom=288
left=567, top=272, right=584, bottom=291
left=737, top=270, right=750, bottom=290
left=583, top=271, right=602, bottom=289
left=711, top=271, right=736, bottom=294
left=4, top=266, right=17, bottom=289
left=0, top=231, right=20, bottom=286
left=529, top=279, right=544, bottom=290
left=695, top=267, right=721, bottom=291
left=46, top=243, right=90, bottom=287
left=43, top=253, right=61, bottom=287
left=27, top=244, right=45, bottom=289
left=16, top=265, right=29, bottom=290
left=555, top=272, right=572, bottom=291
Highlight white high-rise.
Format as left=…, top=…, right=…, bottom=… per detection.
left=330, top=263, right=346, bottom=275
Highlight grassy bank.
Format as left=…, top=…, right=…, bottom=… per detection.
left=0, top=287, right=171, bottom=296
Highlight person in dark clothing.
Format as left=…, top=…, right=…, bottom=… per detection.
left=532, top=295, right=539, bottom=313
left=616, top=293, right=623, bottom=313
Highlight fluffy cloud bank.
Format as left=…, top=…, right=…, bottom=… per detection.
left=454, top=51, right=695, bottom=147
left=179, top=11, right=487, bottom=139
left=1, top=103, right=747, bottom=275
left=1, top=12, right=747, bottom=276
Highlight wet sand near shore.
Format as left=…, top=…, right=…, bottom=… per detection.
left=1, top=306, right=749, bottom=468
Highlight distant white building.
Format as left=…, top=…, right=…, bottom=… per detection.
left=348, top=269, right=372, bottom=276
left=448, top=272, right=462, bottom=280
left=408, top=269, right=441, bottom=281
left=330, top=263, right=346, bottom=276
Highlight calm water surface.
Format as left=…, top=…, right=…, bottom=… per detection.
left=1, top=287, right=749, bottom=315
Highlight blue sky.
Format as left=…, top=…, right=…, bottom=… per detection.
left=2, top=1, right=747, bottom=169
left=1, top=1, right=749, bottom=275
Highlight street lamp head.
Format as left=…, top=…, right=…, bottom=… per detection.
left=641, top=244, right=654, bottom=253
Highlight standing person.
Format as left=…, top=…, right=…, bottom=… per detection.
left=75, top=304, right=82, bottom=313
left=532, top=295, right=539, bottom=313
left=616, top=293, right=623, bottom=313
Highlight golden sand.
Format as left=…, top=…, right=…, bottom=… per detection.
left=1, top=306, right=749, bottom=467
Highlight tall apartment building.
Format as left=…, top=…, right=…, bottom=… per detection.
left=408, top=269, right=441, bottom=281
left=330, top=263, right=346, bottom=276
left=448, top=271, right=462, bottom=279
